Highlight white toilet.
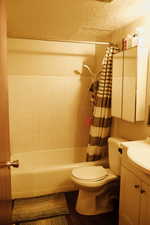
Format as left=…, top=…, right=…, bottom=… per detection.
left=71, top=137, right=126, bottom=215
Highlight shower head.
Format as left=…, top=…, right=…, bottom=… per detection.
left=83, top=64, right=94, bottom=76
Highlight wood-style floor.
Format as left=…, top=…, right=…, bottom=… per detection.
left=65, top=191, right=119, bottom=225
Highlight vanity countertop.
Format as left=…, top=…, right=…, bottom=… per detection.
left=120, top=139, right=150, bottom=181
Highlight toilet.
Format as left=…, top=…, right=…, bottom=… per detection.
left=71, top=137, right=126, bottom=215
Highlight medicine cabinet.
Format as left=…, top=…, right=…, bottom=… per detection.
left=111, top=46, right=148, bottom=122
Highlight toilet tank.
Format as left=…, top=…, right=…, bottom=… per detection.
left=108, top=137, right=127, bottom=176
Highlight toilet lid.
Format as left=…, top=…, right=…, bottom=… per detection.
left=72, top=166, right=107, bottom=181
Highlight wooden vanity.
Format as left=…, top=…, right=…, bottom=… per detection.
left=119, top=141, right=150, bottom=225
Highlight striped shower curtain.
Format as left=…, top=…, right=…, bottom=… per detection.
left=87, top=46, right=119, bottom=161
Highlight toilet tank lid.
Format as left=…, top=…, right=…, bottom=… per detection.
left=108, top=137, right=127, bottom=147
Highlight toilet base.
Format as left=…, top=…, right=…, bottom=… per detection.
left=75, top=181, right=118, bottom=215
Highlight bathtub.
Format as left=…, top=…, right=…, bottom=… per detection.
left=11, top=147, right=107, bottom=199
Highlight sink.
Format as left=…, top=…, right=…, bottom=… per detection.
left=126, top=140, right=150, bottom=175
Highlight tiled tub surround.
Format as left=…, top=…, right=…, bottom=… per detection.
left=8, top=75, right=90, bottom=154
left=8, top=38, right=99, bottom=155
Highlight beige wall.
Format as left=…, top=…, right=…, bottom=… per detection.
left=108, top=16, right=150, bottom=140
left=8, top=38, right=100, bottom=154
left=95, top=45, right=107, bottom=72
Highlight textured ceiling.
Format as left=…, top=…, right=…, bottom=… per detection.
left=7, top=0, right=150, bottom=41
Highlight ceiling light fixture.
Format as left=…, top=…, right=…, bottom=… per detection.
left=96, top=0, right=114, bottom=2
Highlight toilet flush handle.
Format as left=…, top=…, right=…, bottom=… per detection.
left=134, top=184, right=140, bottom=189
left=118, top=148, right=123, bottom=154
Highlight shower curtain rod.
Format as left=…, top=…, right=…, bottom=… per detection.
left=44, top=39, right=112, bottom=45
left=11, top=37, right=112, bottom=45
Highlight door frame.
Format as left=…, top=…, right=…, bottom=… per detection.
left=0, top=0, right=12, bottom=224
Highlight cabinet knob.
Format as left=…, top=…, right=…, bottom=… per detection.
left=134, top=184, right=140, bottom=189
left=140, top=189, right=146, bottom=194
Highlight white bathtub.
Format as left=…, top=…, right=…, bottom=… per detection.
left=11, top=147, right=107, bottom=199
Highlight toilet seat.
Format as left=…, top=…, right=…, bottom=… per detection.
left=71, top=168, right=118, bottom=189
left=72, top=166, right=108, bottom=182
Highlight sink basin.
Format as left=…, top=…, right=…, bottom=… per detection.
left=126, top=140, right=150, bottom=175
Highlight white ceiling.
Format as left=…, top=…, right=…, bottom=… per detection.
left=7, top=0, right=150, bottom=41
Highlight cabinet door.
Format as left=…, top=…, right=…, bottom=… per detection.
left=122, top=48, right=137, bottom=122
left=140, top=183, right=150, bottom=225
left=136, top=47, right=148, bottom=121
left=111, top=51, right=123, bottom=118
left=119, top=167, right=141, bottom=225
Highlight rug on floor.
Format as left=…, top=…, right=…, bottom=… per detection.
left=12, top=193, right=69, bottom=223
left=19, top=215, right=68, bottom=225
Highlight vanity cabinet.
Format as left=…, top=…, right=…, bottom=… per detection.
left=119, top=166, right=150, bottom=225
left=112, top=46, right=148, bottom=122
left=119, top=166, right=140, bottom=225
left=140, top=183, right=150, bottom=225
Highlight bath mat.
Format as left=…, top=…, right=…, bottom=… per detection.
left=19, top=216, right=68, bottom=225
left=12, top=193, right=69, bottom=223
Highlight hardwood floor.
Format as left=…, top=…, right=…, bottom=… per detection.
left=65, top=191, right=119, bottom=225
